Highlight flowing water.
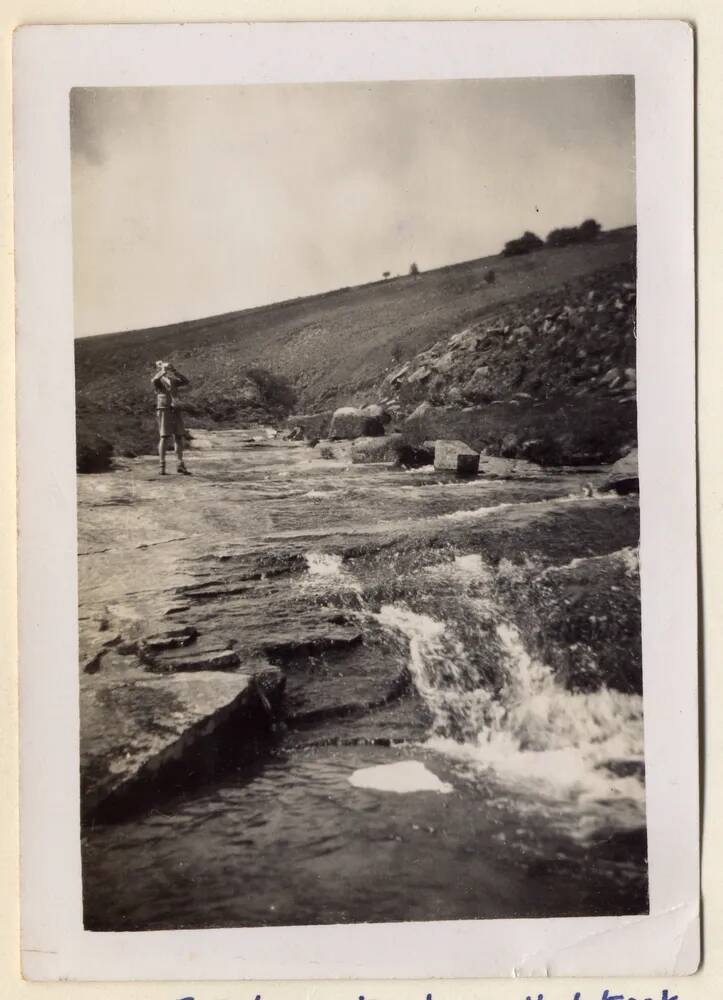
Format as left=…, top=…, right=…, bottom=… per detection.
left=79, top=429, right=647, bottom=929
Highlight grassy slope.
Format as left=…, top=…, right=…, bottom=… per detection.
left=75, top=227, right=635, bottom=465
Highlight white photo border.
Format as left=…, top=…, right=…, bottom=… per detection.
left=14, top=19, right=697, bottom=981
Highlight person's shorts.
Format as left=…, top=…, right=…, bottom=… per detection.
left=156, top=407, right=185, bottom=438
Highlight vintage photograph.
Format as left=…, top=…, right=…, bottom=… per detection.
left=71, top=76, right=646, bottom=932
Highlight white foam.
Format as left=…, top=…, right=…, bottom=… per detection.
left=373, top=600, right=645, bottom=829
left=304, top=551, right=344, bottom=576
left=349, top=760, right=453, bottom=794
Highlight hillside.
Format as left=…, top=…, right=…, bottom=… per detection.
left=75, top=227, right=636, bottom=469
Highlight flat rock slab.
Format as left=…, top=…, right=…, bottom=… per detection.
left=80, top=668, right=283, bottom=822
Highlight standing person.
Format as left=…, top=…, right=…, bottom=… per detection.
left=152, top=360, right=191, bottom=475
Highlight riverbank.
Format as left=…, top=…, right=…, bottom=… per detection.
left=79, top=428, right=646, bottom=929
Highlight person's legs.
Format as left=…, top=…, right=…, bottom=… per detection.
left=158, top=435, right=168, bottom=472
left=175, top=433, right=187, bottom=470
left=174, top=411, right=190, bottom=473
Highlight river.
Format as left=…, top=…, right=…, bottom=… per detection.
left=78, top=428, right=647, bottom=929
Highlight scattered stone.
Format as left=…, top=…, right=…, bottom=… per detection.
left=385, top=363, right=410, bottom=385
left=449, top=329, right=481, bottom=351
left=434, top=439, right=480, bottom=475
left=407, top=365, right=432, bottom=385
left=432, top=351, right=455, bottom=373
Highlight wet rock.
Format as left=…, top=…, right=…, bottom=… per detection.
left=503, top=549, right=642, bottom=695
left=351, top=434, right=404, bottom=464
left=283, top=425, right=305, bottom=441
left=80, top=667, right=285, bottom=822
left=144, top=645, right=242, bottom=673
left=329, top=406, right=385, bottom=440
left=599, top=448, right=639, bottom=495
left=80, top=632, right=123, bottom=674
left=138, top=624, right=199, bottom=658
left=264, top=626, right=363, bottom=664
left=434, top=439, right=480, bottom=475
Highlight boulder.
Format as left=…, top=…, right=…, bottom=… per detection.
left=432, top=351, right=455, bottom=373
left=80, top=667, right=285, bottom=822
left=462, top=366, right=495, bottom=404
left=351, top=434, right=404, bottom=464
left=286, top=411, right=333, bottom=439
left=599, top=448, right=639, bottom=495
left=449, top=328, right=481, bottom=351
left=361, top=403, right=391, bottom=425
left=434, top=439, right=480, bottom=475
left=329, top=406, right=385, bottom=439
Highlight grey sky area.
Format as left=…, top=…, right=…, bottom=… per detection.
left=71, top=77, right=635, bottom=338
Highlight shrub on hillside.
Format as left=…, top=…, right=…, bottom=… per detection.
left=502, top=231, right=544, bottom=257
left=546, top=218, right=602, bottom=248
left=484, top=269, right=496, bottom=284
left=245, top=368, right=297, bottom=413
left=409, top=262, right=420, bottom=276
left=76, top=425, right=113, bottom=473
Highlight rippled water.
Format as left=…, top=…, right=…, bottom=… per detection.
left=80, top=431, right=647, bottom=929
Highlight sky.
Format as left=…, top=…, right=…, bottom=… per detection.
left=70, top=76, right=635, bottom=337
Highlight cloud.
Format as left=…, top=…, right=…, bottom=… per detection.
left=71, top=78, right=635, bottom=337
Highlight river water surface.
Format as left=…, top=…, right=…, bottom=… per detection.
left=79, top=429, right=647, bottom=929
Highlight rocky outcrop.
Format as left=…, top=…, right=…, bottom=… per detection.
left=434, top=440, right=480, bottom=475
left=80, top=667, right=285, bottom=822
left=599, top=448, right=639, bottom=495
left=403, top=399, right=636, bottom=467
left=378, top=260, right=638, bottom=465
left=329, top=406, right=385, bottom=440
